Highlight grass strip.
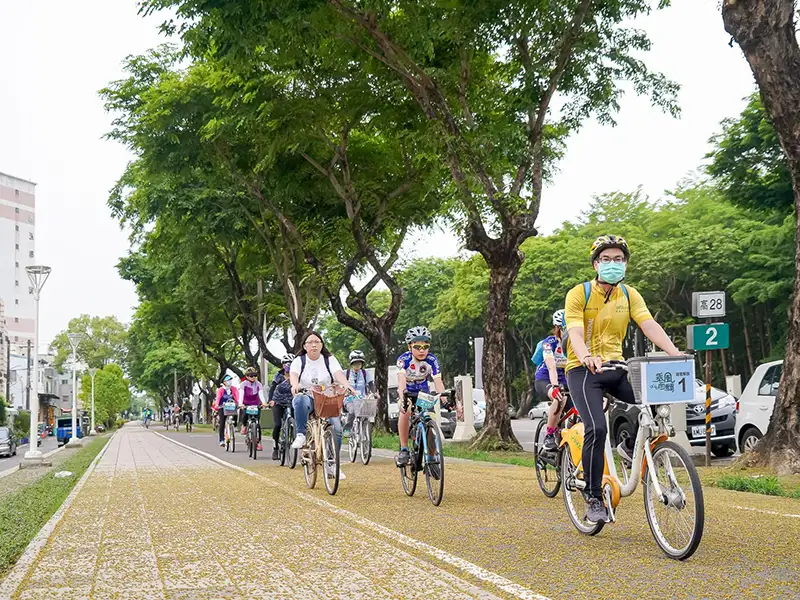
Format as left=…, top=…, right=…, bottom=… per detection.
left=0, top=436, right=109, bottom=578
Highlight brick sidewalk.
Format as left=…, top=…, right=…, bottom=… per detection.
left=5, top=426, right=508, bottom=600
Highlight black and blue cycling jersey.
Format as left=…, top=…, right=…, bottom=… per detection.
left=396, top=351, right=441, bottom=394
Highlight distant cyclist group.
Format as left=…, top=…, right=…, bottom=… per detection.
left=156, top=234, right=701, bottom=555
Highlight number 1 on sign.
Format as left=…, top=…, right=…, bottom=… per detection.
left=679, top=377, right=686, bottom=393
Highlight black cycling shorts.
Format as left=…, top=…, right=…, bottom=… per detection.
left=534, top=379, right=574, bottom=412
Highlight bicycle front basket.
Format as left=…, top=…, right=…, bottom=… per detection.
left=626, top=354, right=694, bottom=404
left=245, top=405, right=259, bottom=416
left=312, top=387, right=346, bottom=418
left=415, top=393, right=437, bottom=413
left=354, top=397, right=378, bottom=418
left=222, top=401, right=237, bottom=416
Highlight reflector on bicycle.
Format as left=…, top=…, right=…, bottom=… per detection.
left=222, top=401, right=237, bottom=415
left=415, top=392, right=438, bottom=412
left=245, top=405, right=259, bottom=415
left=628, top=355, right=695, bottom=405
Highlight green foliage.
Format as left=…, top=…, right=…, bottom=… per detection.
left=716, top=474, right=786, bottom=497
left=0, top=397, right=6, bottom=426
left=114, top=419, right=126, bottom=430
left=0, top=437, right=108, bottom=577
left=79, top=364, right=131, bottom=428
left=706, top=93, right=793, bottom=216
left=49, top=315, right=128, bottom=372
left=12, top=411, right=30, bottom=440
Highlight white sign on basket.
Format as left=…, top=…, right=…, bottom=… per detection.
left=692, top=291, right=726, bottom=318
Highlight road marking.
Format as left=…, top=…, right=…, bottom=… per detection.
left=155, top=431, right=551, bottom=600
left=733, top=505, right=800, bottom=519
left=0, top=432, right=115, bottom=597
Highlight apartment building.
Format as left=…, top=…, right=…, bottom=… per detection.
left=0, top=299, right=8, bottom=398
left=0, top=171, right=37, bottom=355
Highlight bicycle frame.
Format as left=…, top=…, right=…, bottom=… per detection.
left=560, top=403, right=671, bottom=520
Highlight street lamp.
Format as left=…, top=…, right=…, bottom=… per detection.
left=23, top=265, right=51, bottom=465
left=66, top=332, right=84, bottom=447
left=89, top=367, right=98, bottom=435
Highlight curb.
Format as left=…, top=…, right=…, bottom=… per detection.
left=0, top=433, right=115, bottom=597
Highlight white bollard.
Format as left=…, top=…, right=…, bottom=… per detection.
left=452, top=375, right=477, bottom=441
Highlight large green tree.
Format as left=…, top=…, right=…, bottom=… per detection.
left=79, top=364, right=131, bottom=428
left=140, top=0, right=679, bottom=448
left=721, top=0, right=800, bottom=473
left=49, top=315, right=128, bottom=372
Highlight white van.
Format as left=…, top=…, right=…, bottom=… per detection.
left=734, top=359, right=783, bottom=453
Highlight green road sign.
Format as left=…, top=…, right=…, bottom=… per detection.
left=687, top=323, right=730, bottom=351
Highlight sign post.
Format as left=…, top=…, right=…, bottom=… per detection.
left=689, top=291, right=728, bottom=467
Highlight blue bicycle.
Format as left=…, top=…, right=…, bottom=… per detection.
left=398, top=392, right=445, bottom=506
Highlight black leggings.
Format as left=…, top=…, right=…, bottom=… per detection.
left=566, top=367, right=636, bottom=499
left=240, top=407, right=262, bottom=443
left=272, top=404, right=290, bottom=444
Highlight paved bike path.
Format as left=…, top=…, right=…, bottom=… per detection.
left=4, top=426, right=521, bottom=600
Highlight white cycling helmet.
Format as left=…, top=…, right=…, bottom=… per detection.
left=552, top=309, right=566, bottom=328
left=349, top=349, right=366, bottom=365
left=281, top=353, right=295, bottom=365
left=405, top=326, right=431, bottom=344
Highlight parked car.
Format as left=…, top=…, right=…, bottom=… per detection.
left=735, top=359, right=782, bottom=454
left=528, top=401, right=549, bottom=420
left=0, top=427, right=17, bottom=457
left=609, top=380, right=737, bottom=457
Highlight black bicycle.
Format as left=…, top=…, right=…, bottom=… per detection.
left=278, top=404, right=298, bottom=468
left=242, top=405, right=261, bottom=460
left=183, top=412, right=193, bottom=433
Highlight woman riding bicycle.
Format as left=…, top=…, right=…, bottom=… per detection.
left=564, top=234, right=681, bottom=523
left=268, top=354, right=295, bottom=460
left=342, top=349, right=376, bottom=434
left=534, top=310, right=570, bottom=451
left=289, top=331, right=356, bottom=480
left=213, top=374, right=240, bottom=447
left=239, top=366, right=267, bottom=452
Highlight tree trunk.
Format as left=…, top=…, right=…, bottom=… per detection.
left=741, top=306, right=756, bottom=377
left=471, top=262, right=522, bottom=450
left=756, top=304, right=767, bottom=360
left=723, top=0, right=800, bottom=474
left=721, top=349, right=729, bottom=378
left=371, top=340, right=391, bottom=432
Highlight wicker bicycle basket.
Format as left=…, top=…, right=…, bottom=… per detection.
left=311, top=386, right=346, bottom=418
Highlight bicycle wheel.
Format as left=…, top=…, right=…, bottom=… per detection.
left=348, top=418, right=358, bottom=463
left=400, top=430, right=419, bottom=497
left=643, top=440, right=704, bottom=560
left=286, top=418, right=298, bottom=469
left=249, top=421, right=258, bottom=460
left=278, top=420, right=287, bottom=466
left=323, top=425, right=340, bottom=495
left=561, top=448, right=604, bottom=535
left=230, top=422, right=236, bottom=453
left=424, top=420, right=445, bottom=506
left=303, top=437, right=317, bottom=489
left=359, top=419, right=372, bottom=466
left=534, top=418, right=561, bottom=498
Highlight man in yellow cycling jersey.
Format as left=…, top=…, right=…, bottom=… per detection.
left=564, top=235, right=681, bottom=523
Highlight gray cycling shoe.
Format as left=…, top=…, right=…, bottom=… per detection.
left=586, top=497, right=608, bottom=523
left=396, top=448, right=411, bottom=466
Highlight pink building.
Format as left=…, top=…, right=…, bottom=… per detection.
left=0, top=171, right=37, bottom=355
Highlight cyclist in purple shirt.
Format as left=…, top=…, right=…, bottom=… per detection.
left=534, top=310, right=571, bottom=451
left=239, top=366, right=267, bottom=451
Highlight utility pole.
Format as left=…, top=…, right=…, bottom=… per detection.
left=258, top=278, right=267, bottom=380
left=25, top=339, right=31, bottom=411
left=5, top=335, right=10, bottom=403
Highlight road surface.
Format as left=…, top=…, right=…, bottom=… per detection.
left=3, top=425, right=798, bottom=599
left=0, top=436, right=58, bottom=473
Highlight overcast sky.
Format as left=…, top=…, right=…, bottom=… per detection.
left=0, top=1, right=756, bottom=349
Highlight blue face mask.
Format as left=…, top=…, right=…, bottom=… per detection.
left=597, top=262, right=626, bottom=284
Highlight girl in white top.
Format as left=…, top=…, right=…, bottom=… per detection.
left=289, top=331, right=356, bottom=478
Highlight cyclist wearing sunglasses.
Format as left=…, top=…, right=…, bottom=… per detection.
left=396, top=326, right=444, bottom=466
